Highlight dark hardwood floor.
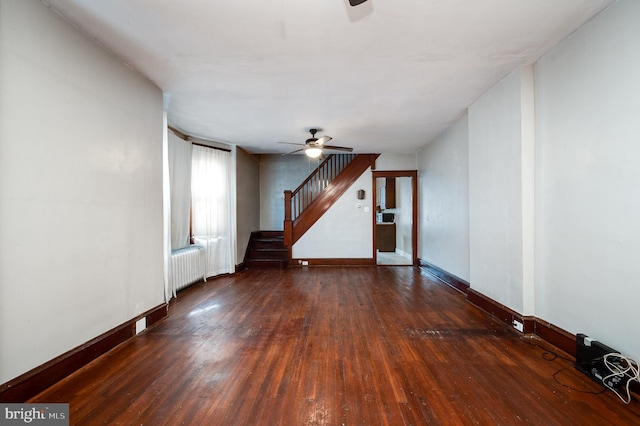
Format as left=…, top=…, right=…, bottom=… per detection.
left=31, top=267, right=640, bottom=425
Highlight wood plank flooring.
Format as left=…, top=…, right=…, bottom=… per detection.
left=31, top=266, right=640, bottom=425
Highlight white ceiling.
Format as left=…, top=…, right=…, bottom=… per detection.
left=44, top=0, right=613, bottom=155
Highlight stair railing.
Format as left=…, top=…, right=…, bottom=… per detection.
left=284, top=153, right=356, bottom=222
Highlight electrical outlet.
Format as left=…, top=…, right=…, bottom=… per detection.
left=512, top=319, right=524, bottom=333
left=301, top=260, right=309, bottom=266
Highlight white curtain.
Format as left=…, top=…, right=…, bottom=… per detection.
left=191, top=145, right=234, bottom=277
left=168, top=132, right=193, bottom=250
left=162, top=117, right=173, bottom=301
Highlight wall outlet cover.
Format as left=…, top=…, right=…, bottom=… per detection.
left=513, top=320, right=524, bottom=332
left=136, top=318, right=147, bottom=334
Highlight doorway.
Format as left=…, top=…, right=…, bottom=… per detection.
left=372, top=171, right=418, bottom=266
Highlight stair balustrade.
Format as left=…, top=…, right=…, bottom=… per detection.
left=287, top=154, right=355, bottom=222
left=284, top=153, right=379, bottom=248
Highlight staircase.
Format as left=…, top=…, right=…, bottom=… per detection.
left=244, top=231, right=288, bottom=269
left=243, top=153, right=379, bottom=269
left=284, top=153, right=380, bottom=247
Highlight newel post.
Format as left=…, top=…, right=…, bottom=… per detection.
left=283, top=190, right=293, bottom=247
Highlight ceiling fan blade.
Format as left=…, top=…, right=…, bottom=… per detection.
left=316, top=136, right=332, bottom=145
left=282, top=148, right=304, bottom=156
left=322, top=145, right=353, bottom=152
left=349, top=0, right=368, bottom=5
left=278, top=142, right=305, bottom=146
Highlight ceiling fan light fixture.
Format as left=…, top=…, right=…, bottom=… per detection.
left=305, top=147, right=322, bottom=158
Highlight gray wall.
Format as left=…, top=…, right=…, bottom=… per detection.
left=236, top=147, right=260, bottom=262
left=259, top=155, right=316, bottom=230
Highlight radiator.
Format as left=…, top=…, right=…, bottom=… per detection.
left=171, top=245, right=206, bottom=291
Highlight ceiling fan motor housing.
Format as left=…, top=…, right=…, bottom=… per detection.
left=306, top=128, right=319, bottom=145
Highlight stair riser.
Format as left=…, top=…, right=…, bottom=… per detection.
left=248, top=250, right=288, bottom=260
left=251, top=241, right=286, bottom=250
left=247, top=259, right=287, bottom=269
left=252, top=231, right=284, bottom=239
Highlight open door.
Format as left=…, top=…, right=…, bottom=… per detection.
left=372, top=171, right=418, bottom=266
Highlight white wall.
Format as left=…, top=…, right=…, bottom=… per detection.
left=0, top=0, right=164, bottom=384
left=394, top=177, right=413, bottom=258
left=468, top=68, right=534, bottom=313
left=375, top=153, right=416, bottom=171
left=534, top=0, right=640, bottom=358
left=293, top=171, right=373, bottom=259
left=419, top=0, right=639, bottom=359
left=417, top=114, right=470, bottom=281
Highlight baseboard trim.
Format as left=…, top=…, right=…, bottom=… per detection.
left=291, top=258, right=375, bottom=266
left=418, top=259, right=470, bottom=294
left=235, top=262, right=247, bottom=273
left=0, top=303, right=168, bottom=402
left=467, top=289, right=536, bottom=334
left=533, top=319, right=576, bottom=357
left=419, top=261, right=574, bottom=356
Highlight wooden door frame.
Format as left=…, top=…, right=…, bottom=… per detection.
left=372, top=170, right=418, bottom=266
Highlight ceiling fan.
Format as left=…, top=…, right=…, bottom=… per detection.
left=280, top=129, right=353, bottom=158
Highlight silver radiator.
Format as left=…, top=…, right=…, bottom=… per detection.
left=171, top=245, right=206, bottom=291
